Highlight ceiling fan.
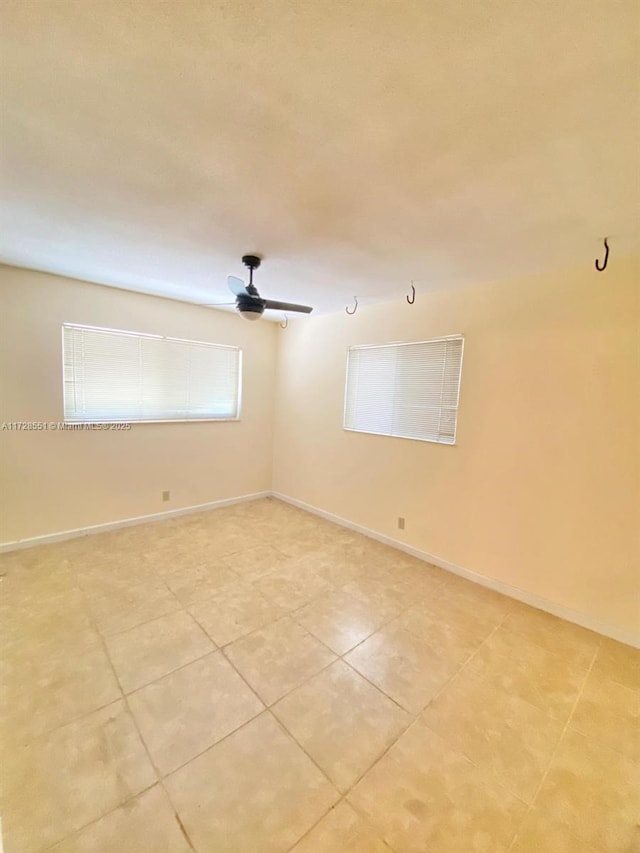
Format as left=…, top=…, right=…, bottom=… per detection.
left=204, top=255, right=313, bottom=321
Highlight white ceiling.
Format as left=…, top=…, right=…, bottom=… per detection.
left=1, top=0, right=638, bottom=319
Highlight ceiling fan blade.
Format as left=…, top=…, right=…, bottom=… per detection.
left=199, top=302, right=237, bottom=307
left=227, top=275, right=248, bottom=296
left=263, top=299, right=313, bottom=314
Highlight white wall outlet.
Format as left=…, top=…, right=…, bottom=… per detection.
left=398, top=517, right=405, bottom=530
left=162, top=490, right=170, bottom=502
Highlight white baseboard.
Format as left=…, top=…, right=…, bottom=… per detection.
left=273, top=491, right=640, bottom=649
left=0, top=491, right=271, bottom=553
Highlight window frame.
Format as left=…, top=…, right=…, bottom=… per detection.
left=61, top=323, right=243, bottom=425
left=343, top=334, right=464, bottom=446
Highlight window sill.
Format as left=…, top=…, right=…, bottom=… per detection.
left=63, top=417, right=241, bottom=425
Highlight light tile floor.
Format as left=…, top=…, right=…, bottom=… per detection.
left=1, top=497, right=638, bottom=852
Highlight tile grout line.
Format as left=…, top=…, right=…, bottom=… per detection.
left=79, top=547, right=289, bottom=648
left=39, top=560, right=201, bottom=852
left=120, top=642, right=217, bottom=696
left=505, top=636, right=602, bottom=853
left=410, top=606, right=603, bottom=840
left=154, top=704, right=266, bottom=781
left=420, top=617, right=507, bottom=706
left=260, top=588, right=425, bottom=712
left=38, top=780, right=162, bottom=853
left=447, top=610, right=601, bottom=719
left=335, top=615, right=536, bottom=850
left=343, top=618, right=509, bottom=793
left=79, top=566, right=183, bottom=640
left=255, top=564, right=440, bottom=850
left=151, top=694, right=342, bottom=850
left=6, top=694, right=123, bottom=751
left=183, top=556, right=440, bottom=714
left=84, top=536, right=340, bottom=647
left=8, top=601, right=213, bottom=750
left=115, top=601, right=303, bottom=790
left=219, top=625, right=338, bottom=710
left=338, top=606, right=510, bottom=720
left=282, top=791, right=397, bottom=853
left=78, top=559, right=204, bottom=852
left=338, top=657, right=419, bottom=717
left=264, top=708, right=344, bottom=809
left=104, top=633, right=200, bottom=851
left=103, top=588, right=270, bottom=828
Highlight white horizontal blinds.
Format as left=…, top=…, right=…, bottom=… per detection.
left=344, top=344, right=398, bottom=436
left=63, top=327, right=143, bottom=421
left=438, top=337, right=464, bottom=442
left=63, top=325, right=241, bottom=422
left=184, top=341, right=240, bottom=418
left=344, top=336, right=464, bottom=444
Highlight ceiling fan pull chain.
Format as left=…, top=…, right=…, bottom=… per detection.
left=346, top=296, right=358, bottom=315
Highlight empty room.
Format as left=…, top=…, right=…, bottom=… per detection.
left=0, top=2, right=638, bottom=852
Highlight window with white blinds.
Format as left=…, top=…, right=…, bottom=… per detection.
left=63, top=324, right=242, bottom=423
left=344, top=336, right=464, bottom=445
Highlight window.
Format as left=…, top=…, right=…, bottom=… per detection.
left=344, top=335, right=464, bottom=444
left=63, top=324, right=242, bottom=423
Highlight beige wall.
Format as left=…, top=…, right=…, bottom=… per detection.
left=0, top=266, right=278, bottom=542
left=273, top=258, right=640, bottom=641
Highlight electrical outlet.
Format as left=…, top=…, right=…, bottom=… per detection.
left=162, top=490, right=170, bottom=502
left=397, top=517, right=405, bottom=530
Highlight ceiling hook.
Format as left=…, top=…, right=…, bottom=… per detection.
left=406, top=281, right=416, bottom=304
left=346, top=296, right=358, bottom=315
left=280, top=314, right=288, bottom=329
left=595, top=237, right=609, bottom=272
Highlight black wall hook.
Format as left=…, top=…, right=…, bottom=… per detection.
left=406, top=282, right=416, bottom=304
left=280, top=314, right=288, bottom=329
left=595, top=238, right=609, bottom=272
left=346, top=296, right=358, bottom=315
